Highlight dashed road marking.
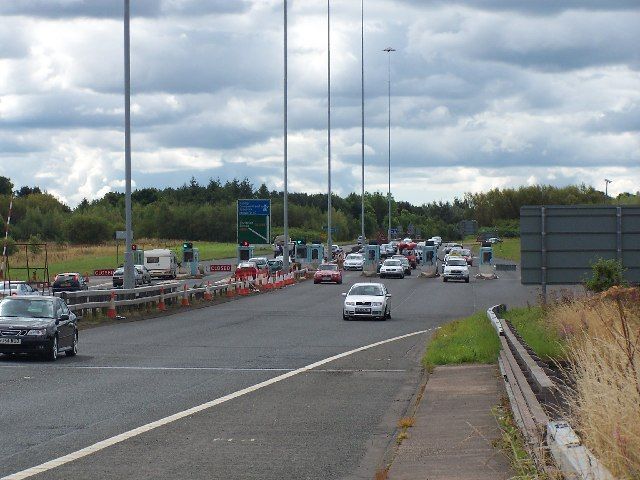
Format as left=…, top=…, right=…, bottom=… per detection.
left=1, top=329, right=429, bottom=480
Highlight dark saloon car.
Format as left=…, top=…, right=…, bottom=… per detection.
left=52, top=272, right=88, bottom=293
left=0, top=296, right=78, bottom=361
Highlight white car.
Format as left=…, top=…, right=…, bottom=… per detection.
left=342, top=282, right=391, bottom=320
left=379, top=259, right=405, bottom=279
left=343, top=253, right=365, bottom=271
left=443, top=257, right=470, bottom=283
left=0, top=281, right=42, bottom=298
left=391, top=255, right=411, bottom=275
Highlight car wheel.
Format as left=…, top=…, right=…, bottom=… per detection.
left=337, top=279, right=342, bottom=284
left=465, top=277, right=470, bottom=283
left=314, top=280, right=319, bottom=284
left=401, top=274, right=405, bottom=279
left=66, top=331, right=78, bottom=357
left=342, top=311, right=349, bottom=321
left=385, top=307, right=391, bottom=320
left=443, top=277, right=448, bottom=282
left=45, top=335, right=58, bottom=361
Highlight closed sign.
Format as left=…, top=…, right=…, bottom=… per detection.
left=209, top=265, right=232, bottom=272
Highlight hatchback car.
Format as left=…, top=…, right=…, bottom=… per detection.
left=267, top=259, right=283, bottom=274
left=248, top=257, right=269, bottom=274
left=342, top=283, right=391, bottom=320
left=0, top=296, right=78, bottom=360
left=379, top=259, right=405, bottom=279
left=52, top=273, right=88, bottom=293
left=314, top=263, right=342, bottom=284
left=235, top=261, right=258, bottom=279
left=112, top=266, right=146, bottom=288
left=391, top=255, right=412, bottom=275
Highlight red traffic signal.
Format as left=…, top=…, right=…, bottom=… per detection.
left=239, top=240, right=250, bottom=247
left=131, top=244, right=137, bottom=251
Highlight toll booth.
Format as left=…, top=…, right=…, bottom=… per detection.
left=421, top=242, right=437, bottom=267
left=295, top=244, right=308, bottom=264
left=131, top=245, right=144, bottom=266
left=182, top=242, right=200, bottom=276
left=364, top=244, right=380, bottom=269
left=307, top=244, right=324, bottom=266
left=478, top=242, right=494, bottom=277
left=479, top=243, right=493, bottom=266
left=237, top=244, right=254, bottom=263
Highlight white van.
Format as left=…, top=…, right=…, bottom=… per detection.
left=144, top=249, right=177, bottom=279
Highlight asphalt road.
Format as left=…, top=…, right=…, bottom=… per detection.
left=1, top=261, right=548, bottom=479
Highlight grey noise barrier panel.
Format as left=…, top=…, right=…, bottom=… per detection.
left=521, top=205, right=640, bottom=285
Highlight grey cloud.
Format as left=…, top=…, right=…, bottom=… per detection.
left=584, top=105, right=640, bottom=133
left=0, top=0, right=249, bottom=19
left=397, top=0, right=640, bottom=15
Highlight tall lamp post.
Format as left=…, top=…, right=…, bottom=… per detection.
left=383, top=46, right=395, bottom=242
left=327, top=0, right=332, bottom=257
left=360, top=0, right=365, bottom=245
left=605, top=178, right=612, bottom=200
left=283, top=0, right=289, bottom=272
left=123, top=0, right=134, bottom=289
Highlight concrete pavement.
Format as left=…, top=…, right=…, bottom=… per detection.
left=388, top=364, right=513, bottom=480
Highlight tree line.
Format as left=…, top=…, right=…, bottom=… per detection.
left=1, top=175, right=636, bottom=248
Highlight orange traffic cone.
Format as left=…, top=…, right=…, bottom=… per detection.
left=226, top=278, right=236, bottom=298
left=107, top=291, right=117, bottom=318
left=181, top=284, right=190, bottom=306
left=157, top=287, right=166, bottom=311
left=204, top=281, right=213, bottom=301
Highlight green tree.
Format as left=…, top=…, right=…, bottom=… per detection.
left=584, top=258, right=626, bottom=292
left=0, top=176, right=13, bottom=196
left=66, top=215, right=112, bottom=244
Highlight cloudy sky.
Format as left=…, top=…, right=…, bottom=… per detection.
left=0, top=0, right=639, bottom=206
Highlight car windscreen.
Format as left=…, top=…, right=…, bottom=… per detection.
left=0, top=298, right=54, bottom=318
left=319, top=264, right=338, bottom=271
left=238, top=263, right=256, bottom=268
left=447, top=259, right=466, bottom=266
left=114, top=268, right=124, bottom=274
left=384, top=260, right=401, bottom=266
left=460, top=249, right=471, bottom=255
left=346, top=255, right=362, bottom=260
left=349, top=285, right=384, bottom=296
left=146, top=257, right=160, bottom=263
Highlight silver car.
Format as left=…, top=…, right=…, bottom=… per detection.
left=342, top=282, right=391, bottom=321
left=1, top=281, right=42, bottom=298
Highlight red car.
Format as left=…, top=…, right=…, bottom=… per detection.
left=314, top=263, right=343, bottom=284
left=235, top=261, right=258, bottom=279
left=400, top=248, right=418, bottom=269
left=460, top=248, right=473, bottom=266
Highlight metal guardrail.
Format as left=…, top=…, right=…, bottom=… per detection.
left=55, top=269, right=309, bottom=316
left=489, top=305, right=614, bottom=480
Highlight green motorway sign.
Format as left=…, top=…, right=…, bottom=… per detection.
left=237, top=199, right=271, bottom=245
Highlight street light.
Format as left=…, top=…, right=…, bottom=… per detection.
left=360, top=0, right=365, bottom=245
left=327, top=0, right=332, bottom=257
left=123, top=0, right=134, bottom=289
left=383, top=46, right=395, bottom=242
left=605, top=178, right=612, bottom=200
left=283, top=0, right=289, bottom=273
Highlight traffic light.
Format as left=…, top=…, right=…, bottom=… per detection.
left=295, top=238, right=306, bottom=245
left=239, top=240, right=250, bottom=247
left=183, top=242, right=193, bottom=250
left=131, top=244, right=137, bottom=251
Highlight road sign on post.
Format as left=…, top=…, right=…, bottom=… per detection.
left=237, top=199, right=271, bottom=245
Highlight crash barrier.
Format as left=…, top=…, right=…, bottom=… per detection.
left=495, top=263, right=517, bottom=271
left=488, top=305, right=614, bottom=480
left=56, top=270, right=308, bottom=317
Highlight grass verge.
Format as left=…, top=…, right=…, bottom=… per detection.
left=493, top=398, right=549, bottom=479
left=470, top=237, right=521, bottom=263
left=422, top=311, right=500, bottom=371
left=503, top=306, right=566, bottom=362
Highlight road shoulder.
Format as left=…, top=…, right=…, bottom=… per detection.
left=388, top=363, right=513, bottom=480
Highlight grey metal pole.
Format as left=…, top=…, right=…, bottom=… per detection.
left=384, top=47, right=395, bottom=242
left=360, top=0, right=365, bottom=245
left=283, top=0, right=289, bottom=273
left=327, top=0, right=332, bottom=258
left=123, top=0, right=134, bottom=289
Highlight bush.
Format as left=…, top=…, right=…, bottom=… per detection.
left=27, top=234, right=43, bottom=254
left=584, top=258, right=626, bottom=292
left=66, top=215, right=112, bottom=244
left=2, top=236, right=18, bottom=256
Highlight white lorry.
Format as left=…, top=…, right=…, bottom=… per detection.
left=144, top=249, right=177, bottom=279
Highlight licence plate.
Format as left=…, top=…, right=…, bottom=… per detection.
left=356, top=308, right=371, bottom=314
left=323, top=276, right=331, bottom=280
left=0, top=338, right=21, bottom=344
left=61, top=282, right=70, bottom=286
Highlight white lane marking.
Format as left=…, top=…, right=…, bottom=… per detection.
left=0, top=365, right=406, bottom=373
left=1, top=329, right=429, bottom=480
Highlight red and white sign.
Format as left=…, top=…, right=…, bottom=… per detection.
left=94, top=269, right=115, bottom=276
left=209, top=264, right=232, bottom=272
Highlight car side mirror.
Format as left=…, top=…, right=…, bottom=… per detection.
left=386, top=294, right=392, bottom=298
left=341, top=293, right=347, bottom=297
left=59, top=313, right=69, bottom=321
